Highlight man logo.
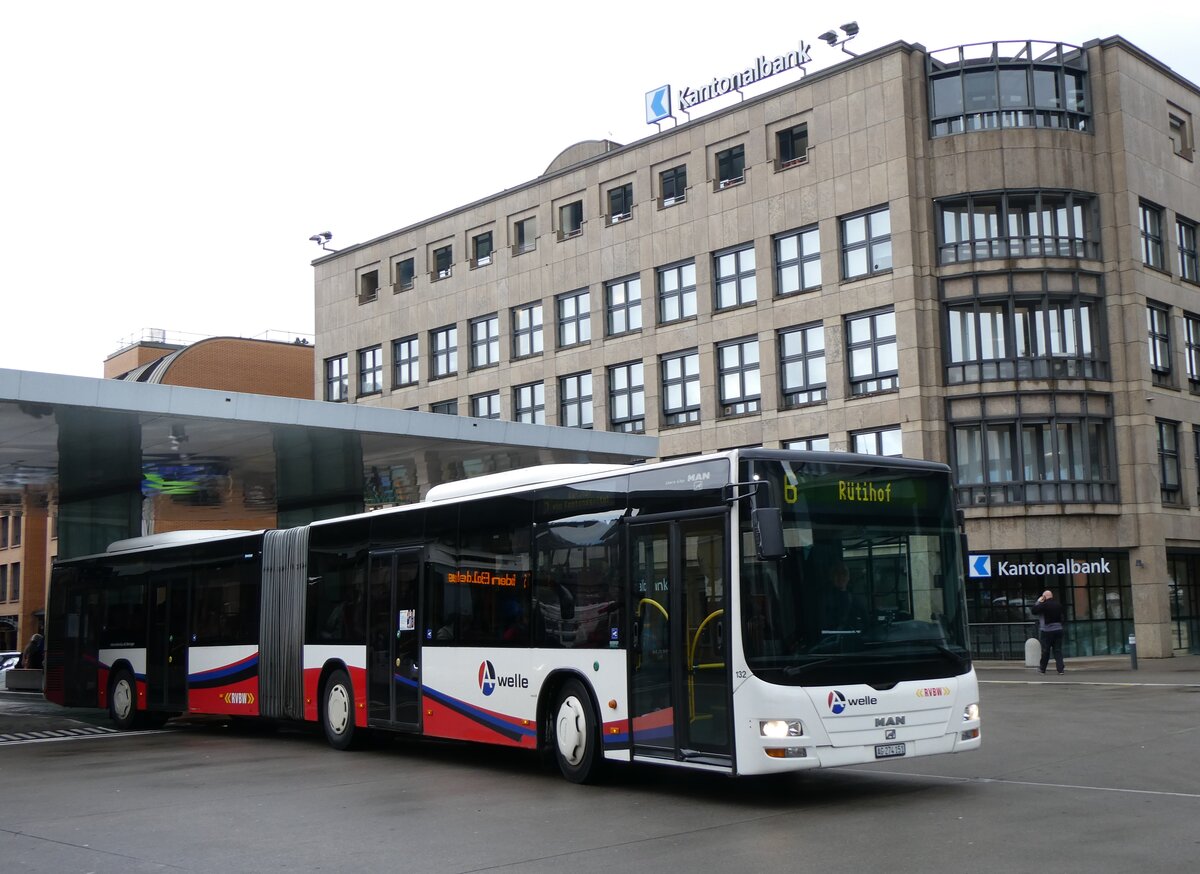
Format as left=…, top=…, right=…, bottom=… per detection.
left=478, top=660, right=497, bottom=696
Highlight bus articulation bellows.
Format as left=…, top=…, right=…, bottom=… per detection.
left=46, top=449, right=981, bottom=782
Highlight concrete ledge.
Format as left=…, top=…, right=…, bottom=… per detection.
left=3, top=669, right=43, bottom=692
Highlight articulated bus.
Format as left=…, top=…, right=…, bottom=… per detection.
left=45, top=449, right=980, bottom=782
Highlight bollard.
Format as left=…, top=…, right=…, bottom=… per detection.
left=1024, top=636, right=1042, bottom=668
left=1129, top=634, right=1138, bottom=670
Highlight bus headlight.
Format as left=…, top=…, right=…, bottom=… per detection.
left=962, top=703, right=980, bottom=722
left=760, top=719, right=803, bottom=738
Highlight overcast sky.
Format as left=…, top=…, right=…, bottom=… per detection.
left=3, top=1, right=1198, bottom=379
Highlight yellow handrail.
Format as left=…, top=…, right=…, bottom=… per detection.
left=638, top=598, right=668, bottom=621
left=688, top=609, right=725, bottom=722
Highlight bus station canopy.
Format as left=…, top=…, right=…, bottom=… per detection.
left=0, top=368, right=656, bottom=559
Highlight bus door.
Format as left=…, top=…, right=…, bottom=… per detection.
left=629, top=514, right=731, bottom=765
left=367, top=549, right=422, bottom=730
left=49, top=573, right=100, bottom=707
left=146, top=574, right=189, bottom=712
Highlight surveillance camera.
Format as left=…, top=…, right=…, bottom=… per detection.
left=841, top=21, right=859, bottom=36
left=819, top=31, right=838, bottom=46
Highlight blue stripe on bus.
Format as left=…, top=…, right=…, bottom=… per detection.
left=189, top=653, right=259, bottom=687
left=417, top=683, right=537, bottom=742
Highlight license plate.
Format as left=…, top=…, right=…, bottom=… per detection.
left=875, top=742, right=906, bottom=759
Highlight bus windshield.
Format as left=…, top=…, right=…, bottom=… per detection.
left=739, top=456, right=971, bottom=687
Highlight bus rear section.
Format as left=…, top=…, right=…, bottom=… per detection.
left=45, top=531, right=269, bottom=728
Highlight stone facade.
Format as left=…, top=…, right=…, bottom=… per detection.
left=313, top=37, right=1200, bottom=658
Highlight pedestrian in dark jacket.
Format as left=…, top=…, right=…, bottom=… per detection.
left=1031, top=590, right=1065, bottom=675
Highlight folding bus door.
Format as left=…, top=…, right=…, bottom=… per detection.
left=367, top=549, right=422, bottom=731
left=629, top=514, right=730, bottom=765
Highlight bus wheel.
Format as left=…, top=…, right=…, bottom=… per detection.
left=109, top=669, right=142, bottom=731
left=322, top=668, right=358, bottom=751
left=551, top=679, right=602, bottom=783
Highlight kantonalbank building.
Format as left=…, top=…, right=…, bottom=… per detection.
left=313, top=35, right=1200, bottom=660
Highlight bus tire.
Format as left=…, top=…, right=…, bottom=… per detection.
left=550, top=678, right=603, bottom=784
left=109, top=668, right=142, bottom=731
left=322, top=668, right=359, bottom=751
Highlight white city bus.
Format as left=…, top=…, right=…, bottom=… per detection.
left=46, top=449, right=980, bottom=782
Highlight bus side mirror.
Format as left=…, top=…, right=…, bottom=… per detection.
left=751, top=508, right=785, bottom=560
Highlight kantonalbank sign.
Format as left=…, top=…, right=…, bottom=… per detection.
left=968, top=555, right=1113, bottom=578
left=646, top=39, right=812, bottom=123
left=679, top=41, right=812, bottom=111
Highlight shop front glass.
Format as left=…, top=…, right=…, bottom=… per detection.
left=967, top=550, right=1130, bottom=658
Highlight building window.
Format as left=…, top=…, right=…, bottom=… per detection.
left=430, top=399, right=458, bottom=415
left=514, top=382, right=545, bottom=424
left=658, top=260, right=697, bottom=324
left=775, top=226, right=821, bottom=295
left=715, top=145, right=745, bottom=189
left=841, top=206, right=891, bottom=279
left=776, top=123, right=808, bottom=169
left=608, top=183, right=633, bottom=224
left=606, top=276, right=642, bottom=336
left=942, top=271, right=1108, bottom=383
left=469, top=314, right=500, bottom=369
left=0, top=565, right=6, bottom=601
left=1158, top=420, right=1181, bottom=504
left=513, top=216, right=536, bottom=255
left=394, top=256, right=415, bottom=292
left=852, top=426, right=903, bottom=457
left=608, top=361, right=645, bottom=433
left=394, top=336, right=419, bottom=387
left=1169, top=110, right=1194, bottom=160
left=937, top=191, right=1099, bottom=264
left=926, top=41, right=1089, bottom=137
left=432, top=245, right=453, bottom=280
left=846, top=309, right=898, bottom=395
left=660, top=165, right=687, bottom=206
left=430, top=325, right=458, bottom=378
left=714, top=244, right=756, bottom=310
left=779, top=323, right=826, bottom=407
left=784, top=435, right=830, bottom=452
left=661, top=350, right=701, bottom=425
left=1185, top=314, right=1200, bottom=391
left=1148, top=304, right=1172, bottom=386
left=357, top=267, right=379, bottom=304
left=949, top=392, right=1116, bottom=505
left=472, top=232, right=493, bottom=268
left=10, top=514, right=19, bottom=548
left=718, top=337, right=760, bottom=416
left=1177, top=218, right=1198, bottom=283
left=471, top=392, right=500, bottom=419
left=559, top=372, right=593, bottom=429
left=512, top=302, right=543, bottom=358
left=324, top=355, right=348, bottom=402
left=0, top=516, right=6, bottom=549
left=558, top=200, right=584, bottom=239
left=1195, top=427, right=1200, bottom=505
left=556, top=289, right=591, bottom=348
left=358, top=345, right=383, bottom=395
left=9, top=562, right=17, bottom=601
left=1139, top=202, right=1165, bottom=271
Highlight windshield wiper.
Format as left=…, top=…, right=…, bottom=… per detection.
left=781, top=657, right=837, bottom=677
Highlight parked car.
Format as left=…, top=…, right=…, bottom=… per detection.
left=0, top=651, right=21, bottom=673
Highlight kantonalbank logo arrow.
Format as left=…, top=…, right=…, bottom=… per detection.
left=968, top=555, right=991, bottom=578
left=645, top=85, right=672, bottom=124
